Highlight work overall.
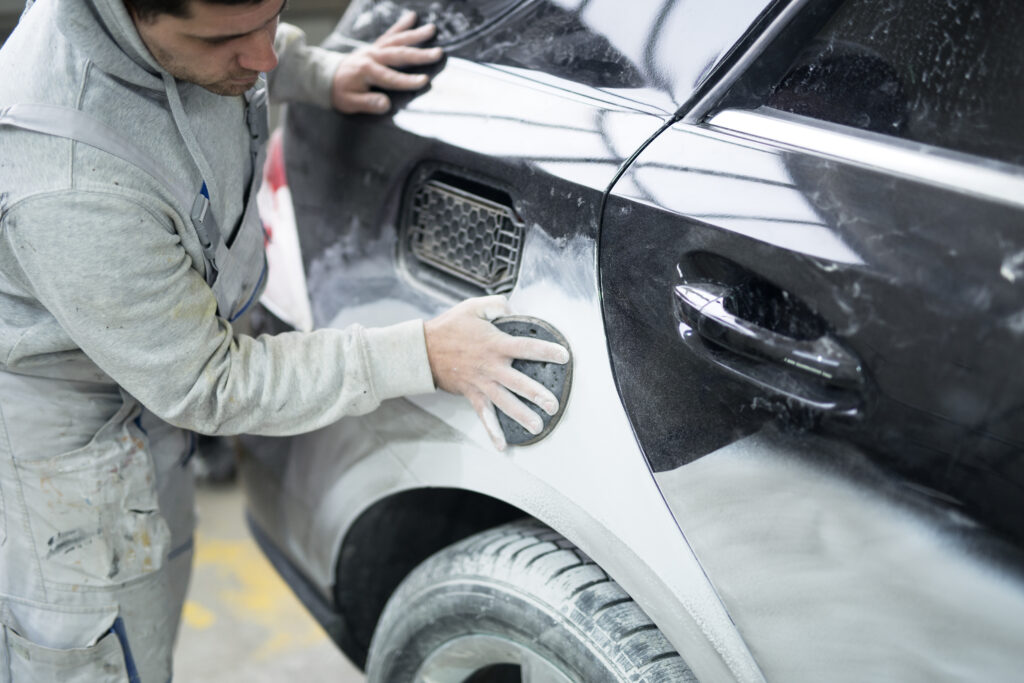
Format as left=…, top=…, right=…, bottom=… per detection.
left=0, top=82, right=270, bottom=681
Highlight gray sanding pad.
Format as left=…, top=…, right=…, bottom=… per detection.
left=493, top=316, right=573, bottom=446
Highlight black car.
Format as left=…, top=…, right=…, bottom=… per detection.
left=244, top=0, right=1024, bottom=680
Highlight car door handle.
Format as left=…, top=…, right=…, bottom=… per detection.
left=674, top=282, right=865, bottom=414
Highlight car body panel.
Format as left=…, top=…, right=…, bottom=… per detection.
left=339, top=0, right=778, bottom=116
left=654, top=429, right=1024, bottom=682
left=244, top=0, right=1024, bottom=679
left=600, top=64, right=1024, bottom=683
left=246, top=45, right=767, bottom=681
left=603, top=112, right=1024, bottom=537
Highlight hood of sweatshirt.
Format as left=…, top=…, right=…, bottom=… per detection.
left=43, top=0, right=241, bottom=224
left=55, top=0, right=166, bottom=92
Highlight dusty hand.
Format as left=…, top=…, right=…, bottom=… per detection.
left=331, top=11, right=443, bottom=115
left=424, top=296, right=571, bottom=451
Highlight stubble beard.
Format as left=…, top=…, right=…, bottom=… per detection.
left=196, top=76, right=259, bottom=97
left=151, top=44, right=258, bottom=96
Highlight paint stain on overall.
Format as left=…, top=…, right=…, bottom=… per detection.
left=47, top=528, right=99, bottom=556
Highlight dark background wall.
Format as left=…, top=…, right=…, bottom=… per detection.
left=1, top=0, right=21, bottom=41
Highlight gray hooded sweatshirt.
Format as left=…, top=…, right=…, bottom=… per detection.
left=0, top=0, right=436, bottom=452
left=0, top=5, right=439, bottom=668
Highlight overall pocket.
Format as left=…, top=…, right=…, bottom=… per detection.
left=13, top=404, right=171, bottom=589
left=2, top=623, right=129, bottom=683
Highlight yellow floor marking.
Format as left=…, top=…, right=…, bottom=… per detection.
left=183, top=600, right=216, bottom=630
left=191, top=532, right=327, bottom=659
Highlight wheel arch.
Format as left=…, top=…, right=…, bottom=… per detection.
left=242, top=390, right=762, bottom=680
left=332, top=487, right=526, bottom=668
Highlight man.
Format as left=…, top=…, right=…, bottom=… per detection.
left=0, top=0, right=567, bottom=680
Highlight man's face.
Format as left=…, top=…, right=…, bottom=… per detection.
left=131, top=0, right=286, bottom=96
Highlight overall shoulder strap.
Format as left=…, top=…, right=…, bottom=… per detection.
left=1, top=104, right=190, bottom=206
left=0, top=103, right=223, bottom=281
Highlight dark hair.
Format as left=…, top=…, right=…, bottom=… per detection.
left=125, top=0, right=265, bottom=22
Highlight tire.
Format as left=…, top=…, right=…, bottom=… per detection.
left=366, top=519, right=697, bottom=683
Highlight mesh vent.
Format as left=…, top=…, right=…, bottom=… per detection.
left=406, top=179, right=522, bottom=294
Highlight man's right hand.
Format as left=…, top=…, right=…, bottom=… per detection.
left=331, top=11, right=443, bottom=115
left=424, top=296, right=571, bottom=451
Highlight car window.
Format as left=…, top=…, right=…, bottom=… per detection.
left=765, top=0, right=1024, bottom=165
left=339, top=0, right=525, bottom=44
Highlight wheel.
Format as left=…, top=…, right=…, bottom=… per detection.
left=366, top=519, right=696, bottom=683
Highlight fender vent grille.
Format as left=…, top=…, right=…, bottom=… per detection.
left=405, top=178, right=523, bottom=294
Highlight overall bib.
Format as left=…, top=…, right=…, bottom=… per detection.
left=0, top=83, right=270, bottom=682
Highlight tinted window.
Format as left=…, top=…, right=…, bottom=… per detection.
left=767, top=0, right=1024, bottom=165
left=339, top=0, right=524, bottom=44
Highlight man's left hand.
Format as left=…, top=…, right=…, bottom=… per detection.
left=331, top=11, right=443, bottom=115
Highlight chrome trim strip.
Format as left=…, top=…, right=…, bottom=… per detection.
left=682, top=0, right=815, bottom=125
left=709, top=108, right=1024, bottom=208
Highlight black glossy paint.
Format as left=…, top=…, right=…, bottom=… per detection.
left=599, top=0, right=1024, bottom=549
left=271, top=9, right=681, bottom=666
left=601, top=113, right=1024, bottom=549
left=254, top=0, right=1024, bottom=674
left=339, top=0, right=527, bottom=45
left=277, top=0, right=1024, bottom=562
left=341, top=0, right=776, bottom=114
left=281, top=69, right=654, bottom=327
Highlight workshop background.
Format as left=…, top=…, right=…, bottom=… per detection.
left=0, top=1, right=366, bottom=680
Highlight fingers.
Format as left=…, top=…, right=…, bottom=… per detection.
left=466, top=295, right=510, bottom=321
left=377, top=21, right=438, bottom=48
left=380, top=9, right=418, bottom=37
left=494, top=365, right=559, bottom=416
left=469, top=392, right=506, bottom=451
left=485, top=383, right=544, bottom=437
left=338, top=91, right=391, bottom=115
left=500, top=335, right=571, bottom=365
left=457, top=297, right=569, bottom=361
left=372, top=45, right=444, bottom=67
left=365, top=60, right=431, bottom=91
left=331, top=44, right=439, bottom=114
left=425, top=297, right=571, bottom=449
left=332, top=11, right=442, bottom=116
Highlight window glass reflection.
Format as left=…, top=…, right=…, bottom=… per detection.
left=767, top=0, right=1024, bottom=165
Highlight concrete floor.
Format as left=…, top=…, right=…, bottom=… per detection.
left=173, top=481, right=366, bottom=682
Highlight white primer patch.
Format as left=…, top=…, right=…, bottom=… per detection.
left=1000, top=250, right=1024, bottom=283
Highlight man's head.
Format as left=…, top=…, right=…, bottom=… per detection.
left=126, top=0, right=287, bottom=96
left=125, top=0, right=258, bottom=22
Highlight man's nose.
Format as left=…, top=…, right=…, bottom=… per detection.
left=237, top=26, right=278, bottom=73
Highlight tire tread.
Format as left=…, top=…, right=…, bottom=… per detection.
left=464, top=520, right=694, bottom=682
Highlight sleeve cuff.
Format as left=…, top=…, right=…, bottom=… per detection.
left=304, top=47, right=345, bottom=109
left=363, top=319, right=437, bottom=401
left=270, top=23, right=346, bottom=108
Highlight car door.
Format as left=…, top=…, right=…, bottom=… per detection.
left=600, top=0, right=1024, bottom=679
